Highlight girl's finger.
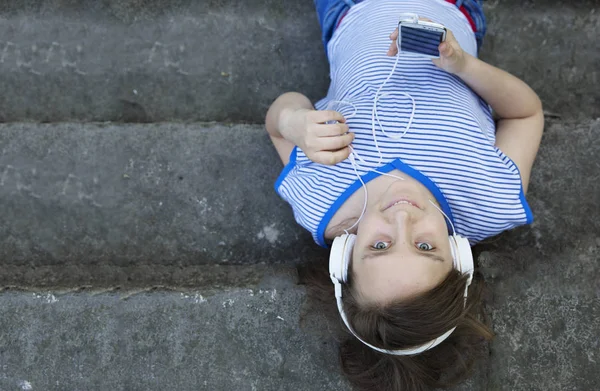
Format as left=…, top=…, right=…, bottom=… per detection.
left=387, top=42, right=398, bottom=56
left=315, top=123, right=350, bottom=137
left=314, top=147, right=352, bottom=166
left=440, top=42, right=454, bottom=58
left=311, top=109, right=345, bottom=124
left=388, top=28, right=399, bottom=56
left=444, top=29, right=457, bottom=45
left=319, top=132, right=355, bottom=151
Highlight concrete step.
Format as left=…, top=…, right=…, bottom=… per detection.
left=0, top=0, right=598, bottom=123
left=0, top=122, right=326, bottom=287
left=0, top=269, right=597, bottom=391
left=0, top=273, right=352, bottom=391
left=1, top=119, right=599, bottom=288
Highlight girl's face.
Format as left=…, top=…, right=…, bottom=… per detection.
left=351, top=178, right=454, bottom=304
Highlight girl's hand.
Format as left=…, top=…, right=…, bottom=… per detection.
left=387, top=22, right=469, bottom=75
left=279, top=108, right=355, bottom=165
left=431, top=29, right=469, bottom=74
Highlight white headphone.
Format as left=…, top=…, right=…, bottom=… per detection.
left=329, top=232, right=474, bottom=356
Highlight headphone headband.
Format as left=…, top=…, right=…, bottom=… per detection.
left=329, top=233, right=473, bottom=356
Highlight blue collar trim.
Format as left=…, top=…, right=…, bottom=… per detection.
left=317, top=158, right=455, bottom=248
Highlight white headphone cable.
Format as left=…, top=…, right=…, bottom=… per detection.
left=342, top=51, right=414, bottom=233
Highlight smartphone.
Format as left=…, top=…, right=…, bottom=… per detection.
left=398, top=20, right=447, bottom=58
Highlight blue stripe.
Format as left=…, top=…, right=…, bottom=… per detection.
left=274, top=147, right=297, bottom=193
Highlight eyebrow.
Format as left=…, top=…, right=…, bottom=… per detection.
left=363, top=251, right=447, bottom=263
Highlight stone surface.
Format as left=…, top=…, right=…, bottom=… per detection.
left=0, top=0, right=328, bottom=123
left=0, top=0, right=599, bottom=390
left=0, top=275, right=350, bottom=391
left=488, top=295, right=599, bottom=390
left=481, top=0, right=600, bottom=120
left=0, top=270, right=597, bottom=390
left=1, top=119, right=599, bottom=289
left=0, top=0, right=598, bottom=123
left=0, top=122, right=326, bottom=287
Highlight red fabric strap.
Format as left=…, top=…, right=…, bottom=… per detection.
left=444, top=0, right=477, bottom=32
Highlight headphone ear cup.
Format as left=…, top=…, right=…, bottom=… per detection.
left=448, top=235, right=474, bottom=283
left=329, top=234, right=356, bottom=284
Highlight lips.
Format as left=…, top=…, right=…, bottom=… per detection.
left=383, top=198, right=421, bottom=211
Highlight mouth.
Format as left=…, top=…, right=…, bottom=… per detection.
left=383, top=198, right=421, bottom=211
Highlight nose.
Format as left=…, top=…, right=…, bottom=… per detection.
left=386, top=209, right=413, bottom=243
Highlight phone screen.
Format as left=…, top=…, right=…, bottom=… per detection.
left=400, top=25, right=444, bottom=57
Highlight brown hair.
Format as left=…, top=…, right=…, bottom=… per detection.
left=298, top=257, right=493, bottom=391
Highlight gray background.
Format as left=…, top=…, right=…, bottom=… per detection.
left=0, top=0, right=599, bottom=390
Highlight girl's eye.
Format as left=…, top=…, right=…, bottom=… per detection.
left=417, top=242, right=434, bottom=251
left=371, top=241, right=391, bottom=250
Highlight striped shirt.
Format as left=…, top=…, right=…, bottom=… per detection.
left=275, top=0, right=532, bottom=247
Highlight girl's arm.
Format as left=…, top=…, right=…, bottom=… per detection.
left=265, top=92, right=354, bottom=165
left=455, top=55, right=544, bottom=194
left=265, top=92, right=314, bottom=164
left=455, top=55, right=542, bottom=120
left=388, top=28, right=544, bottom=194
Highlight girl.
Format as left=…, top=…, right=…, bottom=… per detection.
left=265, top=0, right=543, bottom=389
